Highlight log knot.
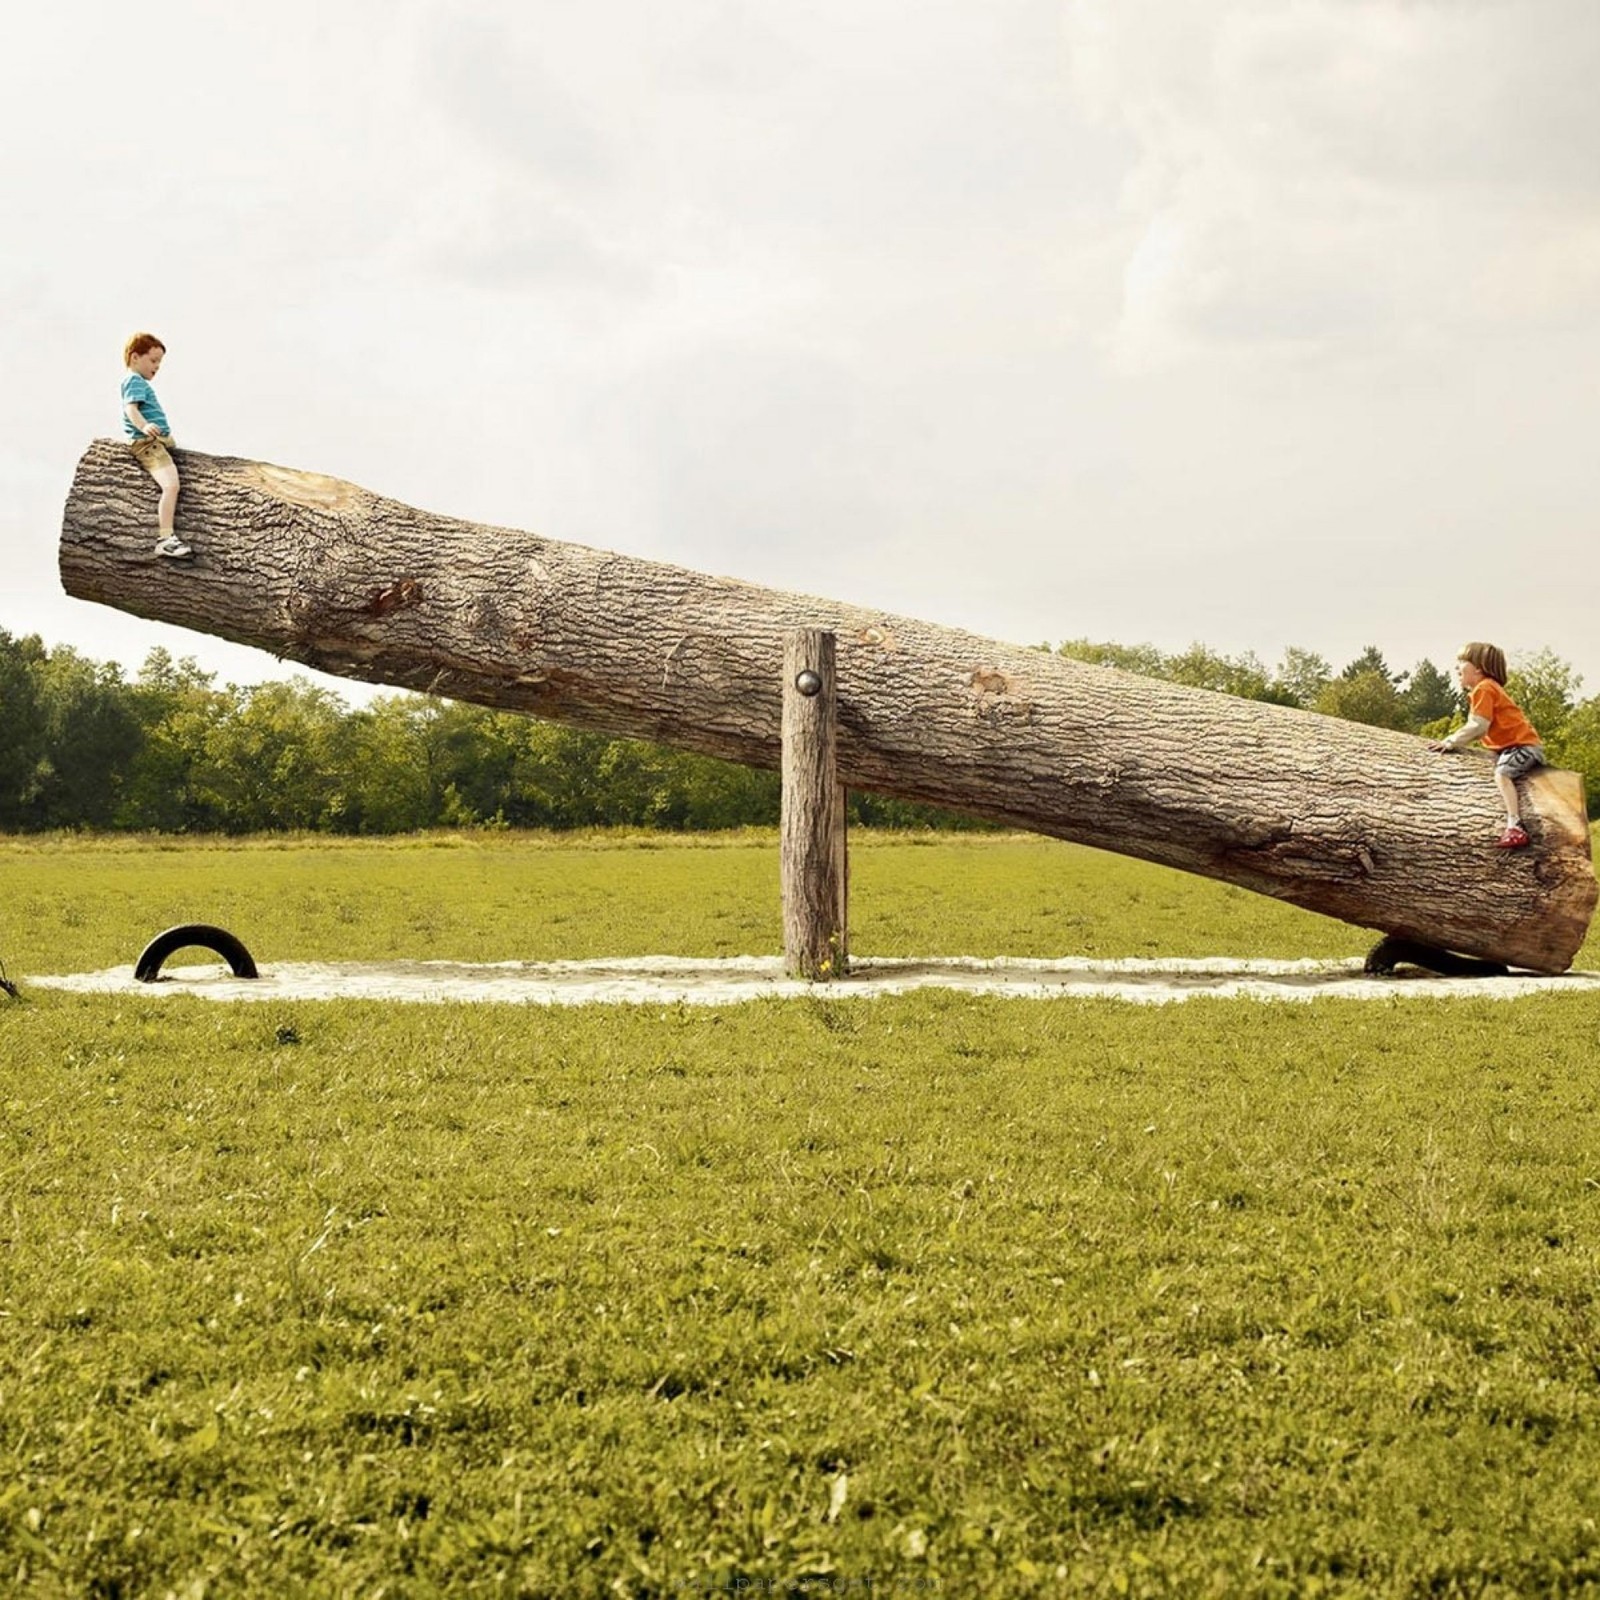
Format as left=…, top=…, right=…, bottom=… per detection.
left=969, top=665, right=1034, bottom=724
left=365, top=578, right=424, bottom=617
left=1226, top=835, right=1376, bottom=881
left=248, top=461, right=359, bottom=511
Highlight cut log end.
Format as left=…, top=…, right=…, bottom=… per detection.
left=1526, top=767, right=1591, bottom=850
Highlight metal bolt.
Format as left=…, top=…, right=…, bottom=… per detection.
left=794, top=669, right=823, bottom=697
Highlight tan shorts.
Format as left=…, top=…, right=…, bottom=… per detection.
left=130, top=433, right=176, bottom=475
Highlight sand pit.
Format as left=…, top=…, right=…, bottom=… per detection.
left=26, top=954, right=1600, bottom=1006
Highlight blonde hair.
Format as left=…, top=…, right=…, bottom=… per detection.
left=1458, top=642, right=1507, bottom=685
left=124, top=332, right=166, bottom=366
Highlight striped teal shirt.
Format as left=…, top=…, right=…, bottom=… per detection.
left=121, top=372, right=170, bottom=439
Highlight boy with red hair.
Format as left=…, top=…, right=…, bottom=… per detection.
left=122, top=332, right=190, bottom=559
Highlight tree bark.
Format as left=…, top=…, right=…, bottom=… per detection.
left=60, top=441, right=1597, bottom=972
left=782, top=631, right=848, bottom=979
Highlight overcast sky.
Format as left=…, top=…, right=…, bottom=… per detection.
left=7, top=0, right=1598, bottom=703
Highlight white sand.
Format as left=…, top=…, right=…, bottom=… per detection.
left=26, top=954, right=1600, bottom=1006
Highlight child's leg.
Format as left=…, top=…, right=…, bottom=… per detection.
left=131, top=437, right=182, bottom=538
left=152, top=463, right=180, bottom=535
left=1494, top=766, right=1521, bottom=825
left=1491, top=747, right=1544, bottom=846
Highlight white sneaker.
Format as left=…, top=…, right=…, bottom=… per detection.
left=154, top=534, right=193, bottom=559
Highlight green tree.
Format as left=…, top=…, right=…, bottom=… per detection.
left=1339, top=646, right=1403, bottom=684
left=8, top=628, right=1594, bottom=832
left=1270, top=647, right=1333, bottom=709
left=28, top=648, right=146, bottom=828
left=1315, top=671, right=1411, bottom=731
left=665, top=753, right=781, bottom=830
left=1400, top=659, right=1459, bottom=730
left=0, top=631, right=48, bottom=830
left=1506, top=649, right=1581, bottom=746
left=1550, top=696, right=1600, bottom=819
left=1056, top=639, right=1169, bottom=678
left=512, top=723, right=616, bottom=829
left=190, top=679, right=349, bottom=832
left=340, top=697, right=451, bottom=832
left=604, top=745, right=781, bottom=830
left=847, top=792, right=985, bottom=829
left=118, top=651, right=232, bottom=831
left=1056, top=638, right=1291, bottom=704
left=1164, top=644, right=1279, bottom=701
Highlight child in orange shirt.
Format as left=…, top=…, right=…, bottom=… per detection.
left=1427, top=641, right=1544, bottom=849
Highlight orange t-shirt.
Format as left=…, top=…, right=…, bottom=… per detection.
left=1469, top=678, right=1540, bottom=750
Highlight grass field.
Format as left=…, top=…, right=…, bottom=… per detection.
left=3, top=832, right=1599, bottom=1597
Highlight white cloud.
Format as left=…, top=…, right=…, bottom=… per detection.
left=6, top=0, right=1599, bottom=704
left=1067, top=0, right=1600, bottom=368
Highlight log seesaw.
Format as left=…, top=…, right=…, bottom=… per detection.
left=60, top=441, right=1597, bottom=978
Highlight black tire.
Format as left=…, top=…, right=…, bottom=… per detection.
left=135, top=924, right=259, bottom=983
left=1364, top=935, right=1508, bottom=979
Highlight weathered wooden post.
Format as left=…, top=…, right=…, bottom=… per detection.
left=782, top=630, right=848, bottom=979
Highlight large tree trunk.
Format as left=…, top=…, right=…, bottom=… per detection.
left=60, top=441, right=1596, bottom=972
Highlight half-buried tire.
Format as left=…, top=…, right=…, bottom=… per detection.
left=135, top=924, right=259, bottom=983
left=1363, top=935, right=1509, bottom=978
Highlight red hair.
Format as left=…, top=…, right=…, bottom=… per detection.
left=124, top=332, right=166, bottom=366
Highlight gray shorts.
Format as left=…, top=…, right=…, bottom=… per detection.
left=1495, top=744, right=1546, bottom=778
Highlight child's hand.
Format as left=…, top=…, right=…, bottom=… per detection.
left=143, top=423, right=161, bottom=439
left=1427, top=740, right=1452, bottom=753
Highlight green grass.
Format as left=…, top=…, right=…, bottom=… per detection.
left=2, top=832, right=1600, bottom=1597
left=2, top=829, right=1415, bottom=976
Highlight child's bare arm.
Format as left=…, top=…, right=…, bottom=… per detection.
left=1428, top=713, right=1489, bottom=753
left=124, top=401, right=161, bottom=438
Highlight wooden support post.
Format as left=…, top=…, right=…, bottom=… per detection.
left=782, top=630, right=848, bottom=980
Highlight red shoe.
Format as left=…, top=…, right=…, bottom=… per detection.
left=1495, top=824, right=1530, bottom=850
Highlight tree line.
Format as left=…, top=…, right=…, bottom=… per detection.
left=2, top=628, right=1596, bottom=834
